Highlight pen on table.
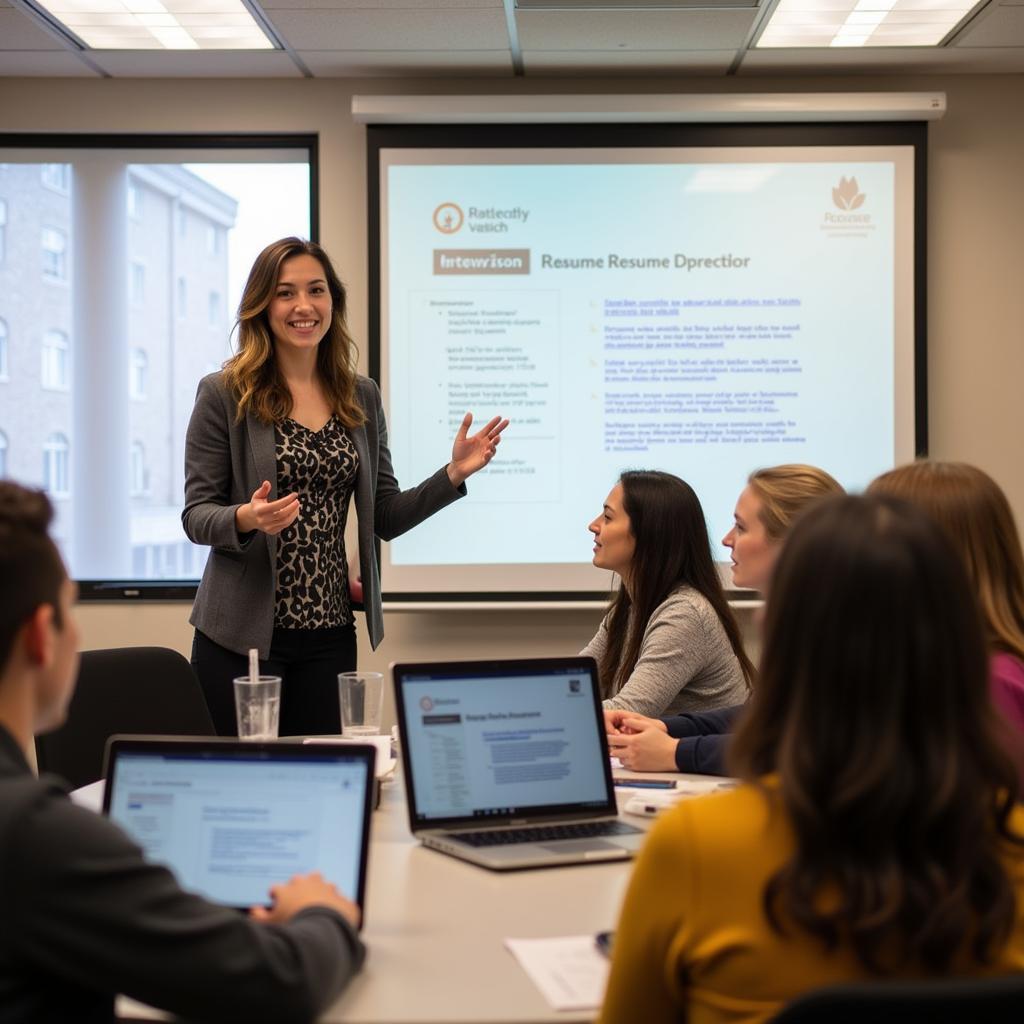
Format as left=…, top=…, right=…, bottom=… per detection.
left=594, top=931, right=614, bottom=958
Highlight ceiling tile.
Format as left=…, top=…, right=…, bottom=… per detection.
left=264, top=0, right=500, bottom=7
left=522, top=48, right=737, bottom=73
left=85, top=49, right=305, bottom=75
left=298, top=47, right=512, bottom=73
left=0, top=9, right=67, bottom=48
left=265, top=8, right=508, bottom=49
left=0, top=50, right=102, bottom=73
left=954, top=5, right=1024, bottom=43
left=515, top=10, right=757, bottom=50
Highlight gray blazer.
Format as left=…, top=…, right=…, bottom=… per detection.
left=182, top=372, right=464, bottom=657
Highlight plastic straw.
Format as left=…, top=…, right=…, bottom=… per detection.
left=248, top=648, right=259, bottom=685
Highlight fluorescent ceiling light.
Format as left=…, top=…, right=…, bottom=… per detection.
left=31, top=0, right=276, bottom=49
left=757, top=0, right=982, bottom=47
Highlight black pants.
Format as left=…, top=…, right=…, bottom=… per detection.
left=191, top=624, right=357, bottom=737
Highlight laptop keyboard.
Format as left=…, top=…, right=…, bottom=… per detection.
left=450, top=819, right=641, bottom=847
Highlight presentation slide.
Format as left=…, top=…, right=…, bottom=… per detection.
left=108, top=754, right=367, bottom=906
left=402, top=672, right=608, bottom=821
left=378, top=142, right=917, bottom=595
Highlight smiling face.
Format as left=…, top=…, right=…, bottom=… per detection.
left=722, top=484, right=779, bottom=592
left=589, top=484, right=636, bottom=579
left=267, top=253, right=333, bottom=354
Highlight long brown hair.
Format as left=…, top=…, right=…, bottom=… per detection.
left=222, top=237, right=366, bottom=428
left=730, top=494, right=1023, bottom=974
left=598, top=471, right=754, bottom=697
left=869, top=460, right=1024, bottom=662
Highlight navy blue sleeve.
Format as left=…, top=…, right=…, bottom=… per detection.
left=673, top=734, right=731, bottom=776
left=660, top=704, right=743, bottom=739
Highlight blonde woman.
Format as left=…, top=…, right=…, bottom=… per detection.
left=869, top=461, right=1024, bottom=749
left=606, top=464, right=842, bottom=774
left=183, top=238, right=507, bottom=736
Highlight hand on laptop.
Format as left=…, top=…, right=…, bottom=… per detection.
left=607, top=715, right=677, bottom=772
left=251, top=872, right=361, bottom=928
left=604, top=709, right=667, bottom=737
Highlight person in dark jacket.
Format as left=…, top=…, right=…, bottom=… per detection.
left=0, top=480, right=364, bottom=1024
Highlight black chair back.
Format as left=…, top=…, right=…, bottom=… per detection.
left=35, top=646, right=215, bottom=789
left=772, top=973, right=1024, bottom=1023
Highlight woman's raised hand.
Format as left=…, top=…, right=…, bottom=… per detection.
left=236, top=479, right=301, bottom=536
left=446, top=413, right=510, bottom=487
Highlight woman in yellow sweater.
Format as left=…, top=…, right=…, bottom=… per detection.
left=599, top=494, right=1024, bottom=1024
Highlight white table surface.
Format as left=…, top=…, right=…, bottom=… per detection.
left=89, top=766, right=720, bottom=1023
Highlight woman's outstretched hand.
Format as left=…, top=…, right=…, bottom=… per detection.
left=447, top=413, right=509, bottom=487
left=235, top=480, right=300, bottom=536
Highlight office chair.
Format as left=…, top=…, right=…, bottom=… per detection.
left=772, top=973, right=1024, bottom=1023
left=35, top=646, right=215, bottom=789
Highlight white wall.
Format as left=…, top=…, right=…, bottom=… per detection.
left=2, top=72, right=1020, bottom=723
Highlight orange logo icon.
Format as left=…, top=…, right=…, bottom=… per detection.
left=832, top=176, right=866, bottom=211
left=433, top=203, right=464, bottom=234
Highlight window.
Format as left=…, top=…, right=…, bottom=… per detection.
left=208, top=290, right=221, bottom=327
left=42, top=329, right=69, bottom=390
left=207, top=224, right=223, bottom=256
left=0, top=198, right=6, bottom=263
left=129, top=347, right=147, bottom=400
left=41, top=163, right=70, bottom=193
left=0, top=431, right=6, bottom=478
left=130, top=261, right=145, bottom=306
left=42, top=227, right=67, bottom=281
left=43, top=432, right=69, bottom=496
left=130, top=441, right=148, bottom=495
left=0, top=138, right=313, bottom=587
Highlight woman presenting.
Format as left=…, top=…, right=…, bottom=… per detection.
left=182, top=237, right=507, bottom=736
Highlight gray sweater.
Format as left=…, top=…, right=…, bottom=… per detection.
left=582, top=586, right=748, bottom=717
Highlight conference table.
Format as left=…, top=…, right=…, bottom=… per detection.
left=72, top=763, right=726, bottom=1023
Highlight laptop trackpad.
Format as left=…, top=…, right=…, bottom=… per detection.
left=540, top=839, right=620, bottom=854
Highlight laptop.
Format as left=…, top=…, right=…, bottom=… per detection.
left=102, top=736, right=375, bottom=922
left=393, top=657, right=644, bottom=870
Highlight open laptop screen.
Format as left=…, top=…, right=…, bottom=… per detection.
left=103, top=739, right=373, bottom=915
left=394, top=658, right=615, bottom=828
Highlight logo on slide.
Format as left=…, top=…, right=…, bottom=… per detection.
left=420, top=696, right=435, bottom=711
left=433, top=203, right=464, bottom=234
left=832, top=176, right=866, bottom=211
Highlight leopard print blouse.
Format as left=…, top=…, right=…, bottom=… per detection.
left=273, top=415, right=358, bottom=629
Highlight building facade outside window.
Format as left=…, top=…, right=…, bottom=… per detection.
left=41, top=329, right=69, bottom=391
left=41, top=163, right=70, bottom=193
left=208, top=290, right=221, bottom=326
left=130, top=261, right=145, bottom=306
left=130, top=440, right=148, bottom=496
left=127, top=183, right=141, bottom=220
left=0, top=318, right=7, bottom=381
left=129, top=347, right=148, bottom=400
left=0, top=431, right=7, bottom=478
left=177, top=276, right=187, bottom=318
left=42, top=226, right=67, bottom=280
left=0, top=198, right=6, bottom=263
left=43, top=432, right=70, bottom=496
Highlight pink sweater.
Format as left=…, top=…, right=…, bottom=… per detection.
left=991, top=652, right=1024, bottom=774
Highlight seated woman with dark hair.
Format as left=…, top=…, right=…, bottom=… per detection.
left=583, top=470, right=753, bottom=718
left=605, top=464, right=842, bottom=773
left=599, top=495, right=1024, bottom=1024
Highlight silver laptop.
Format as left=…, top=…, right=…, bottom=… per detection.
left=102, top=736, right=375, bottom=921
left=393, top=657, right=644, bottom=870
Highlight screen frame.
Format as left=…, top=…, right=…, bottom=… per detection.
left=393, top=656, right=618, bottom=832
left=102, top=735, right=374, bottom=922
left=367, top=121, right=928, bottom=604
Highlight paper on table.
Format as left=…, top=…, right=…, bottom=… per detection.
left=505, top=936, right=609, bottom=1012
